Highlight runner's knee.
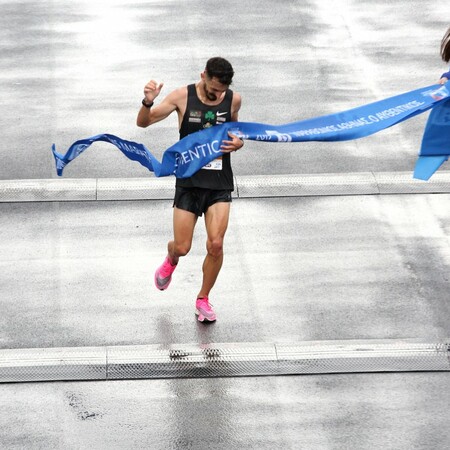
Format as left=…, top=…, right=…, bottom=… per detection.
left=173, top=241, right=191, bottom=257
left=206, top=237, right=223, bottom=258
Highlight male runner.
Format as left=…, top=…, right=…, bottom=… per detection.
left=136, top=57, right=243, bottom=322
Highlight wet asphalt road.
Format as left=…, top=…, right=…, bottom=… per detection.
left=1, top=0, right=448, bottom=180
left=1, top=0, right=449, bottom=449
left=1, top=194, right=450, bottom=449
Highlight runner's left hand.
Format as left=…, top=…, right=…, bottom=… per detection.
left=220, top=132, right=244, bottom=153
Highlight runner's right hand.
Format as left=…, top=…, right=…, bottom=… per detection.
left=144, top=80, right=164, bottom=103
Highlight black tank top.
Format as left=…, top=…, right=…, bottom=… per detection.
left=176, top=84, right=234, bottom=190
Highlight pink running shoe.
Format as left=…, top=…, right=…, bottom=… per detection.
left=195, top=297, right=216, bottom=322
left=154, top=256, right=177, bottom=290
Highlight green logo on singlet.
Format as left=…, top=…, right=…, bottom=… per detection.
left=205, top=111, right=215, bottom=121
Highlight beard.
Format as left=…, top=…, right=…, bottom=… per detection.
left=203, top=84, right=217, bottom=101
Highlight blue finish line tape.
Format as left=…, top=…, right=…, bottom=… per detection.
left=52, top=83, right=450, bottom=181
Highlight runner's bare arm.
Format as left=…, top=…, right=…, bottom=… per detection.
left=136, top=83, right=185, bottom=128
left=230, top=92, right=242, bottom=122
left=221, top=92, right=244, bottom=153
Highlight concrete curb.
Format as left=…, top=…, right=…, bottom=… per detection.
left=1, top=171, right=450, bottom=202
left=1, top=339, right=449, bottom=383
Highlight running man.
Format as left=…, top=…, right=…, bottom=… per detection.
left=136, top=57, right=243, bottom=322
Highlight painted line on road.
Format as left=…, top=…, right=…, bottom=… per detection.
left=0, top=339, right=449, bottom=383
left=0, top=171, right=450, bottom=202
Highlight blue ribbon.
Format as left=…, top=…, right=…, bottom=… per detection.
left=52, top=83, right=450, bottom=180
left=414, top=95, right=450, bottom=180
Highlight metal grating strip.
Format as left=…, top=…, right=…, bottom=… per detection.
left=1, top=172, right=450, bottom=202
left=0, top=347, right=106, bottom=383
left=234, top=173, right=378, bottom=197
left=0, top=179, right=97, bottom=202
left=97, top=177, right=175, bottom=200
left=374, top=171, right=450, bottom=194
left=107, top=343, right=277, bottom=379
left=276, top=340, right=450, bottom=374
left=0, top=339, right=448, bottom=383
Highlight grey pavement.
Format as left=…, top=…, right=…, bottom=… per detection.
left=1, top=0, right=450, bottom=449
left=1, top=194, right=450, bottom=448
left=1, top=373, right=450, bottom=450
left=1, top=194, right=450, bottom=348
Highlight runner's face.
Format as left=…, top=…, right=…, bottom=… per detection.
left=203, top=75, right=228, bottom=101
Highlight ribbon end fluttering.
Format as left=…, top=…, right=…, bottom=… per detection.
left=413, top=155, right=449, bottom=180
left=414, top=94, right=450, bottom=180
left=52, top=143, right=66, bottom=176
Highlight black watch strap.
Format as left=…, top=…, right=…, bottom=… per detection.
left=142, top=99, right=154, bottom=108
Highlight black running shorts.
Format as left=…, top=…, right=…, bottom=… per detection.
left=173, top=186, right=232, bottom=217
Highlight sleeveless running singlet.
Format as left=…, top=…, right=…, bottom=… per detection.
left=176, top=84, right=234, bottom=190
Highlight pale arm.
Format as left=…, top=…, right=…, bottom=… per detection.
left=220, top=92, right=244, bottom=153
left=136, top=81, right=185, bottom=128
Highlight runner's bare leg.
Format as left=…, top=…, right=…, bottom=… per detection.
left=168, top=207, right=197, bottom=264
left=197, top=202, right=230, bottom=298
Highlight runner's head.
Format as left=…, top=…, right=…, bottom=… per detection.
left=441, top=27, right=450, bottom=62
left=205, top=57, right=234, bottom=86
left=201, top=57, right=234, bottom=101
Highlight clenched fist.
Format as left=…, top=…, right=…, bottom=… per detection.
left=144, top=80, right=164, bottom=103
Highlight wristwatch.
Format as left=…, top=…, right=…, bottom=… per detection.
left=142, top=99, right=154, bottom=108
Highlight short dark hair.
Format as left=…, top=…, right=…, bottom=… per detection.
left=441, top=28, right=450, bottom=63
left=205, top=57, right=234, bottom=85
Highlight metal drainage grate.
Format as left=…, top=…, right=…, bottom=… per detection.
left=0, top=339, right=448, bottom=383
